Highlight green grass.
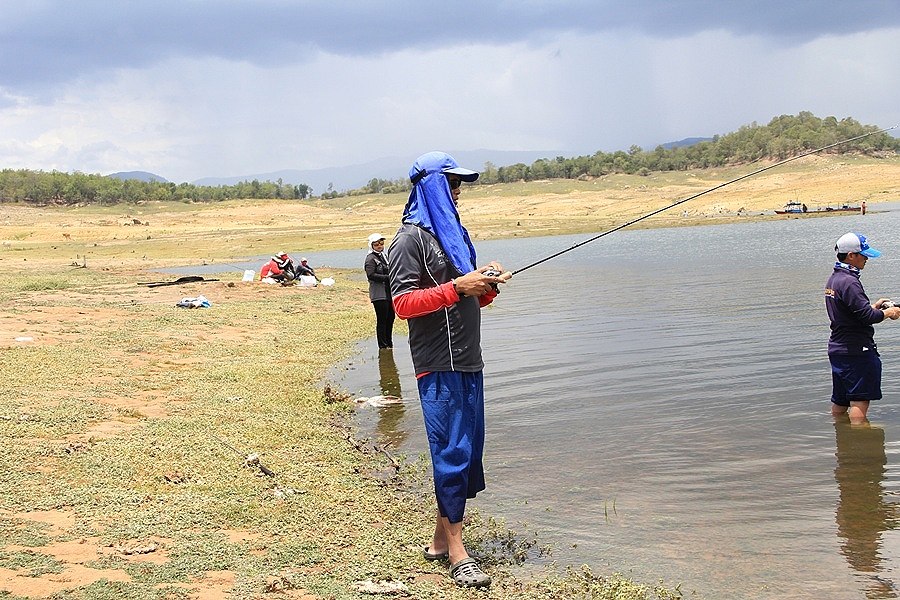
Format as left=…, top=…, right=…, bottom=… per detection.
left=0, top=266, right=684, bottom=598
left=0, top=550, right=66, bottom=577
left=13, top=278, right=73, bottom=292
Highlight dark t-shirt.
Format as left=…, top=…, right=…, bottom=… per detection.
left=388, top=223, right=484, bottom=374
left=825, top=264, right=884, bottom=355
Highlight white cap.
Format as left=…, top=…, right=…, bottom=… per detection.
left=368, top=233, right=385, bottom=244
left=835, top=232, right=881, bottom=258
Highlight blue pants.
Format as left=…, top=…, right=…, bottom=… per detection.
left=417, top=371, right=486, bottom=524
left=830, top=352, right=882, bottom=406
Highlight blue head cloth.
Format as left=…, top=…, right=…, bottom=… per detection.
left=403, top=151, right=480, bottom=276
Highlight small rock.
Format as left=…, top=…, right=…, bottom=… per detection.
left=116, top=541, right=158, bottom=555
left=353, top=579, right=409, bottom=595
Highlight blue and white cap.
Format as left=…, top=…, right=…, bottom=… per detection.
left=835, top=232, right=881, bottom=258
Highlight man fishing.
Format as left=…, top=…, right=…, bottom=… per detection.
left=825, top=232, right=900, bottom=423
left=387, top=151, right=510, bottom=588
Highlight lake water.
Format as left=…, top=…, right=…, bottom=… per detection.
left=329, top=204, right=900, bottom=600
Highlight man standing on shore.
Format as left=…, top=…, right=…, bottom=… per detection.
left=388, top=151, right=510, bottom=588
left=825, top=232, right=900, bottom=423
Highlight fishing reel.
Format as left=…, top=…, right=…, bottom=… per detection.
left=483, top=268, right=502, bottom=292
left=883, top=299, right=897, bottom=309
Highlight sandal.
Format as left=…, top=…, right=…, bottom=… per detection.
left=422, top=546, right=449, bottom=561
left=449, top=557, right=491, bottom=588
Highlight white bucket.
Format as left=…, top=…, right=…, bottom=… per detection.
left=242, top=269, right=255, bottom=282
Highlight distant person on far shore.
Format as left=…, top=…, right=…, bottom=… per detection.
left=825, top=232, right=900, bottom=423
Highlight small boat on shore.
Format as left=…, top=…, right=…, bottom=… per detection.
left=775, top=201, right=861, bottom=215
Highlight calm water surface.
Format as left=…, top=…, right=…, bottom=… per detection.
left=331, top=208, right=900, bottom=599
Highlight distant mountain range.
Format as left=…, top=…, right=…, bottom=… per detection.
left=660, top=137, right=714, bottom=150
left=107, top=170, right=168, bottom=183
left=105, top=139, right=717, bottom=193
left=190, top=149, right=561, bottom=194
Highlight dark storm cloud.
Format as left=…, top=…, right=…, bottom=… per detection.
left=2, top=0, right=898, bottom=94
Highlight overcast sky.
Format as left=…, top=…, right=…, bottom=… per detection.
left=1, top=1, right=898, bottom=183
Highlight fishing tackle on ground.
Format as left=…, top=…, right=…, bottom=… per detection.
left=212, top=434, right=276, bottom=477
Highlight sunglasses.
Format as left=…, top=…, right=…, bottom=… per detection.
left=447, top=177, right=462, bottom=190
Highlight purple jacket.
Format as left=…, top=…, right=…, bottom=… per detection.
left=825, top=263, right=884, bottom=355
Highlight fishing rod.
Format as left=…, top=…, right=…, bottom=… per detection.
left=508, top=125, right=898, bottom=276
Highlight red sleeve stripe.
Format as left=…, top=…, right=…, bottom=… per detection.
left=392, top=282, right=458, bottom=319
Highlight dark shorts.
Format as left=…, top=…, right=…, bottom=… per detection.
left=830, top=352, right=882, bottom=406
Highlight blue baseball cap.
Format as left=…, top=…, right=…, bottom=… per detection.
left=835, top=232, right=881, bottom=258
left=409, top=151, right=479, bottom=184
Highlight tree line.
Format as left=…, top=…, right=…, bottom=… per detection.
left=343, top=112, right=898, bottom=196
left=2, top=112, right=897, bottom=206
left=0, top=171, right=312, bottom=206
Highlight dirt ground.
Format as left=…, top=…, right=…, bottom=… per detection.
left=0, top=272, right=335, bottom=598
left=0, top=505, right=270, bottom=598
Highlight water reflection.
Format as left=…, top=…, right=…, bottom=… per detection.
left=376, top=349, right=407, bottom=448
left=378, top=349, right=402, bottom=396
left=834, top=417, right=899, bottom=598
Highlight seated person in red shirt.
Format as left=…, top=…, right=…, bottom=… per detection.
left=259, top=252, right=295, bottom=283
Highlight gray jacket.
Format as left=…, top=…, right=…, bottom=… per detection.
left=365, top=251, right=391, bottom=302
left=388, top=224, right=483, bottom=374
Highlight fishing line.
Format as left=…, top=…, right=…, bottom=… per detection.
left=510, top=125, right=898, bottom=276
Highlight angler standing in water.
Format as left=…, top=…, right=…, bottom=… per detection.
left=365, top=233, right=394, bottom=349
left=825, top=232, right=900, bottom=423
left=388, top=151, right=510, bottom=588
